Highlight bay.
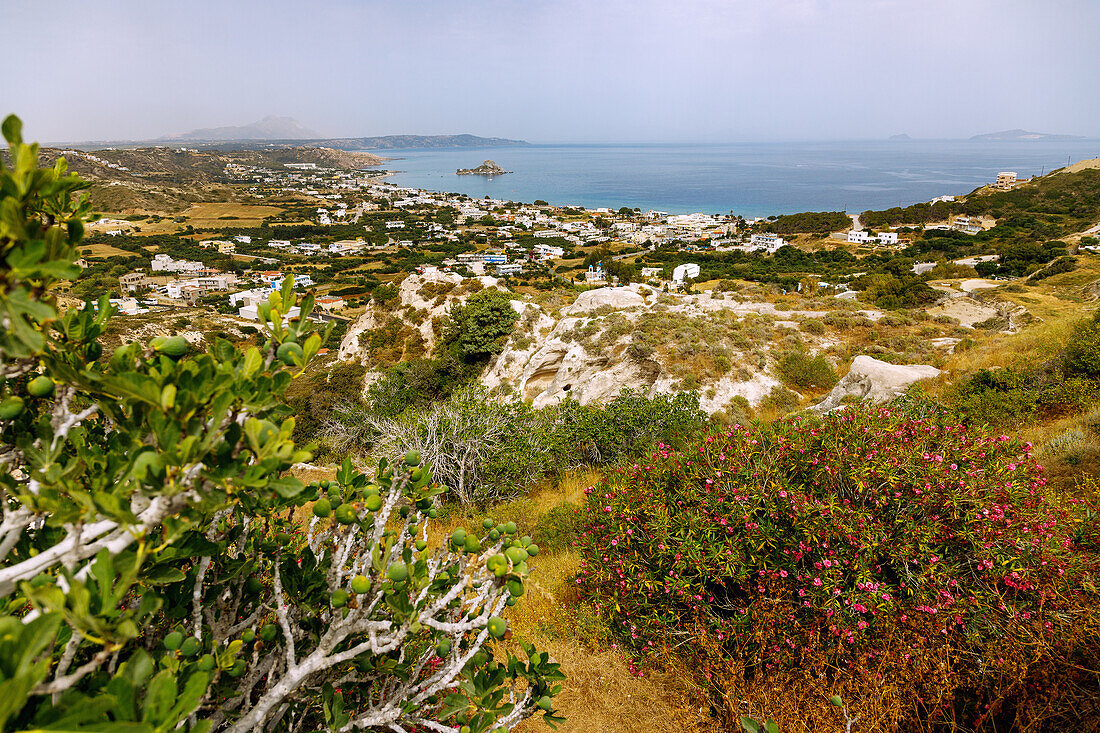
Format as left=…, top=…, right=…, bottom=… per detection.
left=369, top=140, right=1100, bottom=217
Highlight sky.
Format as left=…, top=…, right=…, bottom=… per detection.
left=4, top=0, right=1098, bottom=143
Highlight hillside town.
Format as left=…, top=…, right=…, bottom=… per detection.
left=88, top=152, right=1031, bottom=327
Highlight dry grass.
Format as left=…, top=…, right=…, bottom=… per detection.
left=79, top=242, right=139, bottom=258
left=179, top=202, right=285, bottom=228
left=288, top=466, right=712, bottom=732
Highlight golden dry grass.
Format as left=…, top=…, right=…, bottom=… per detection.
left=288, top=466, right=712, bottom=732
left=79, top=242, right=139, bottom=258
left=503, top=472, right=711, bottom=733
left=179, top=202, right=285, bottom=228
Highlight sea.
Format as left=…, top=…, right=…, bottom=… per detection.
left=368, top=141, right=1100, bottom=217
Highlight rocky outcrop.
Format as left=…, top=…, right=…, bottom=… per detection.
left=336, top=270, right=504, bottom=361
left=813, top=355, right=940, bottom=412
left=456, top=160, right=509, bottom=176
left=563, top=287, right=648, bottom=314
left=337, top=280, right=957, bottom=416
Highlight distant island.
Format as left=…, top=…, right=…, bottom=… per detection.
left=147, top=118, right=529, bottom=149
left=331, top=134, right=529, bottom=150
left=888, top=133, right=912, bottom=141
left=456, top=160, right=510, bottom=176
left=970, top=129, right=1086, bottom=141
left=164, top=115, right=320, bottom=142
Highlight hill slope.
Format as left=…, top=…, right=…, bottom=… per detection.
left=165, top=115, right=321, bottom=141
left=970, top=129, right=1087, bottom=141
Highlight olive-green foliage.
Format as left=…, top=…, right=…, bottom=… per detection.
left=532, top=502, right=583, bottom=554
left=0, top=116, right=560, bottom=732
left=549, top=389, right=707, bottom=465
left=853, top=273, right=939, bottom=310
left=762, top=211, right=850, bottom=235
left=776, top=349, right=838, bottom=390
left=283, top=358, right=367, bottom=449
left=442, top=288, right=519, bottom=361
left=760, top=385, right=802, bottom=416
left=950, top=367, right=1099, bottom=428
left=1063, top=310, right=1100, bottom=380
left=1027, top=255, right=1077, bottom=283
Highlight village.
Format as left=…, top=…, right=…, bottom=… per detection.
left=85, top=152, right=1026, bottom=326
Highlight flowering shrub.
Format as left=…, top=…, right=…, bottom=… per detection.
left=578, top=406, right=1100, bottom=729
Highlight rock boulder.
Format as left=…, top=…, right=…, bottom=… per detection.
left=813, top=355, right=940, bottom=412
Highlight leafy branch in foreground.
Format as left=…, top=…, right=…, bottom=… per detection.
left=0, top=114, right=562, bottom=732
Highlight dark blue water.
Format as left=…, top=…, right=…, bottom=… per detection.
left=369, top=141, right=1100, bottom=217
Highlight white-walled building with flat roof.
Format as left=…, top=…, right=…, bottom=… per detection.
left=672, top=263, right=700, bottom=284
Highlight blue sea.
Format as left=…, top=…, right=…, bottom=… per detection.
left=369, top=141, right=1100, bottom=217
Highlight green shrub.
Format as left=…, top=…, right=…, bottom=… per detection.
left=0, top=116, right=562, bottom=732
left=533, top=502, right=583, bottom=553
left=442, top=288, right=520, bottom=360
left=775, top=349, right=837, bottom=389
left=549, top=388, right=706, bottom=465
left=759, top=385, right=801, bottom=415
left=799, top=318, right=825, bottom=335
left=1063, top=311, right=1100, bottom=380
left=949, top=368, right=1039, bottom=426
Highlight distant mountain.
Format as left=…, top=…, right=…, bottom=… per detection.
left=164, top=116, right=321, bottom=141
left=970, top=129, right=1086, bottom=142
left=320, top=134, right=529, bottom=150
left=888, top=133, right=912, bottom=141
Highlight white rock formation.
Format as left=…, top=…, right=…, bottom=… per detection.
left=813, top=355, right=940, bottom=412
left=337, top=271, right=503, bottom=361
left=563, top=286, right=648, bottom=314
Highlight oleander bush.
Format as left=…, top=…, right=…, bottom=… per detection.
left=577, top=406, right=1100, bottom=730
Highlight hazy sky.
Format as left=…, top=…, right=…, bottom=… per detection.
left=4, top=0, right=1098, bottom=143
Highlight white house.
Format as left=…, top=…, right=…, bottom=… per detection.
left=151, top=254, right=204, bottom=273
left=847, top=230, right=874, bottom=244
left=672, top=263, right=701, bottom=284
left=315, top=296, right=346, bottom=311
left=229, top=287, right=274, bottom=307
left=748, top=233, right=786, bottom=252
left=496, top=263, right=523, bottom=277
left=533, top=243, right=564, bottom=260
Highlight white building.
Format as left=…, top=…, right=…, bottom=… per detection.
left=151, top=254, right=204, bottom=273
left=748, top=233, right=786, bottom=252
left=672, top=263, right=701, bottom=284
left=533, top=243, right=565, bottom=260
left=847, top=230, right=874, bottom=244
left=877, top=232, right=898, bottom=246
left=584, top=265, right=606, bottom=284
left=496, top=263, right=523, bottom=277
left=229, top=287, right=275, bottom=307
